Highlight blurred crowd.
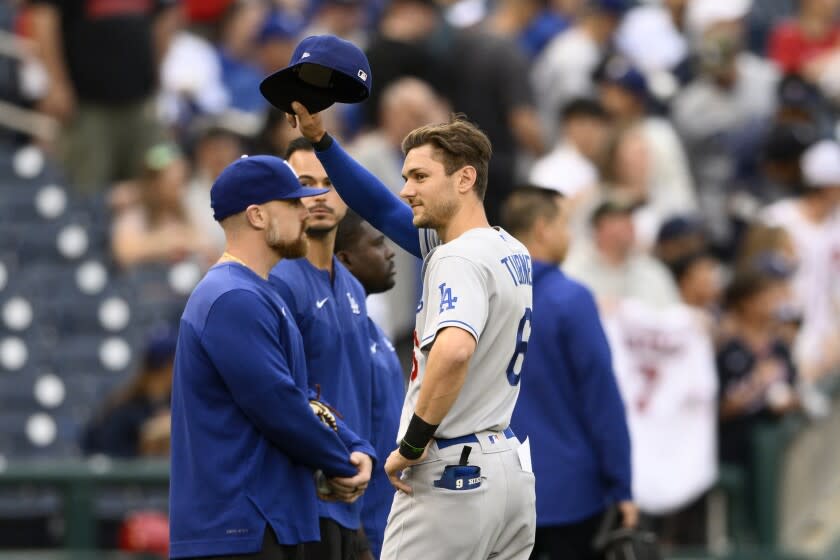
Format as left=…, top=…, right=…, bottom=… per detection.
left=3, top=0, right=840, bottom=550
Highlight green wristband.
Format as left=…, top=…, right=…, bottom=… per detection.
left=398, top=414, right=439, bottom=459
left=398, top=439, right=426, bottom=460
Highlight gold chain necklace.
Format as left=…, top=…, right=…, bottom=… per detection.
left=219, top=251, right=248, bottom=267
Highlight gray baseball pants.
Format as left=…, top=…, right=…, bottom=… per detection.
left=381, top=430, right=536, bottom=559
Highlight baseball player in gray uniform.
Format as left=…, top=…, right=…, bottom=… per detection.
left=288, top=103, right=536, bottom=560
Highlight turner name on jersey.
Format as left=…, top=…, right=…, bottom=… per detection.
left=400, top=227, right=534, bottom=442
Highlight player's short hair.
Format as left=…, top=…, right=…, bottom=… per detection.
left=401, top=115, right=493, bottom=200
left=500, top=185, right=563, bottom=236
left=334, top=210, right=366, bottom=254
left=285, top=136, right=314, bottom=160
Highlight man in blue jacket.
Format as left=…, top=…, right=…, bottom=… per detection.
left=502, top=185, right=637, bottom=560
left=334, top=210, right=406, bottom=559
left=170, top=155, right=375, bottom=559
left=269, top=139, right=380, bottom=559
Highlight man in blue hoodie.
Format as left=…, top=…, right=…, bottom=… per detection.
left=170, top=155, right=375, bottom=559
left=334, top=210, right=405, bottom=559
left=502, top=185, right=637, bottom=560
left=269, top=138, right=380, bottom=560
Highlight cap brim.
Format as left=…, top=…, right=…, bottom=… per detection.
left=283, top=185, right=330, bottom=199
left=260, top=64, right=370, bottom=115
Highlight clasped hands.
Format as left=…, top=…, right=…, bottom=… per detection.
left=318, top=451, right=373, bottom=504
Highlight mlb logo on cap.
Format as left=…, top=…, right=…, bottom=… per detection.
left=260, top=34, right=373, bottom=114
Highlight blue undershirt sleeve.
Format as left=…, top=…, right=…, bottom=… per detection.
left=201, top=290, right=356, bottom=478
left=561, top=288, right=633, bottom=503
left=315, top=138, right=422, bottom=258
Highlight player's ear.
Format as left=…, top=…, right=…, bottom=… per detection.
left=335, top=250, right=351, bottom=269
left=244, top=204, right=267, bottom=230
left=456, top=165, right=477, bottom=194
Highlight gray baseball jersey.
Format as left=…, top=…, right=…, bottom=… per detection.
left=382, top=227, right=536, bottom=560
left=398, top=227, right=534, bottom=440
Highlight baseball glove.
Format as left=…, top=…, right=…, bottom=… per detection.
left=309, top=400, right=338, bottom=432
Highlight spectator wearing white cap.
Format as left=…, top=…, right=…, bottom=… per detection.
left=672, top=0, right=779, bottom=244
left=615, top=1, right=689, bottom=79
left=683, top=0, right=754, bottom=40
left=761, top=139, right=840, bottom=383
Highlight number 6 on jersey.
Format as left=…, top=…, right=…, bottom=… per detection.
left=506, top=307, right=532, bottom=386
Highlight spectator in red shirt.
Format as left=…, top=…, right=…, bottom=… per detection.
left=769, top=0, right=840, bottom=75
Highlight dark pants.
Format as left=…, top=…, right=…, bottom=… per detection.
left=640, top=492, right=708, bottom=548
left=303, top=518, right=368, bottom=560
left=530, top=510, right=605, bottom=560
left=189, top=526, right=304, bottom=560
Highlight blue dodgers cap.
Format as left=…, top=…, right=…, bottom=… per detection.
left=210, top=155, right=328, bottom=221
left=259, top=34, right=372, bottom=114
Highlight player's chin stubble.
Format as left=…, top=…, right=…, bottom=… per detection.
left=414, top=199, right=455, bottom=230
left=305, top=223, right=335, bottom=238
left=266, top=228, right=309, bottom=259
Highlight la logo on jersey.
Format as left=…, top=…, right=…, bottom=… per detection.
left=438, top=282, right=458, bottom=313
left=346, top=292, right=360, bottom=315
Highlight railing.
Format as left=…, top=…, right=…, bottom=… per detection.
left=0, top=458, right=168, bottom=551
left=753, top=377, right=840, bottom=560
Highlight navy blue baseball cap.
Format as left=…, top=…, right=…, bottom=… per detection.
left=259, top=34, right=372, bottom=114
left=600, top=57, right=648, bottom=99
left=211, top=155, right=328, bottom=222
left=656, top=215, right=705, bottom=244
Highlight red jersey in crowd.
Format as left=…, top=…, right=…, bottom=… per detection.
left=769, top=20, right=840, bottom=74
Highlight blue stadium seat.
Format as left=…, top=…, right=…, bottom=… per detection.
left=0, top=374, right=38, bottom=408
left=0, top=142, right=184, bottom=460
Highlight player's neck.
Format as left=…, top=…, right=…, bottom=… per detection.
left=438, top=204, right=490, bottom=243
left=219, top=240, right=277, bottom=280
left=305, top=230, right=336, bottom=276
